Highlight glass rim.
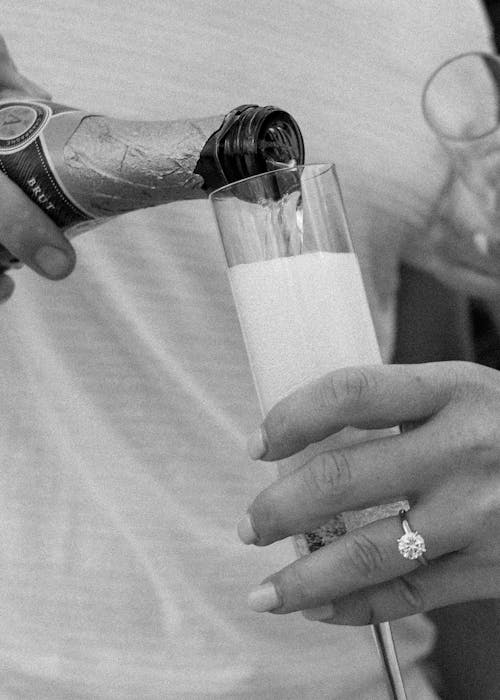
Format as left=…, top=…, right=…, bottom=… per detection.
left=208, top=162, right=336, bottom=199
left=422, top=50, right=500, bottom=143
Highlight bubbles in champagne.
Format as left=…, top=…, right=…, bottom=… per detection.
left=258, top=189, right=304, bottom=258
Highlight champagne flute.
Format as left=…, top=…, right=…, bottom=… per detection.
left=416, top=51, right=500, bottom=296
left=210, top=163, right=407, bottom=700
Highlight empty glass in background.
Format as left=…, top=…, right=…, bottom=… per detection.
left=210, top=164, right=408, bottom=700
left=418, top=52, right=500, bottom=297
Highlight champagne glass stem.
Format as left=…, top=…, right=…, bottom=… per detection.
left=373, top=622, right=408, bottom=700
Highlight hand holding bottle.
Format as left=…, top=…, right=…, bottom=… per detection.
left=0, top=35, right=75, bottom=302
left=0, top=35, right=303, bottom=303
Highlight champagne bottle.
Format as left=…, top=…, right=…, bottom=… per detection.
left=0, top=99, right=305, bottom=238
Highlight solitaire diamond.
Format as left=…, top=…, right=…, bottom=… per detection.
left=397, top=531, right=426, bottom=560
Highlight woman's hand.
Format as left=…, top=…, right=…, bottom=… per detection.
left=0, top=35, right=75, bottom=302
left=238, top=360, right=500, bottom=624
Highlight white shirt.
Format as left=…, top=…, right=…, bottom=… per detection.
left=0, top=2, right=491, bottom=698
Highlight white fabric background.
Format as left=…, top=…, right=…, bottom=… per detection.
left=0, top=2, right=492, bottom=698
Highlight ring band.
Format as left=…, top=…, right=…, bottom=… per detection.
left=397, top=510, right=428, bottom=565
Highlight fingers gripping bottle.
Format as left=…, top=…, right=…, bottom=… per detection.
left=0, top=99, right=304, bottom=240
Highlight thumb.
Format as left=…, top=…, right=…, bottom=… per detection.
left=0, top=172, right=75, bottom=280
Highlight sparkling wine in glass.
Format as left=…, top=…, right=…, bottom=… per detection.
left=210, top=163, right=407, bottom=700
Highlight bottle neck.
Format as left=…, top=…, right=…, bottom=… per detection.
left=194, top=105, right=305, bottom=191
left=0, top=98, right=304, bottom=231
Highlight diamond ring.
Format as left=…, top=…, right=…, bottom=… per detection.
left=397, top=510, right=428, bottom=565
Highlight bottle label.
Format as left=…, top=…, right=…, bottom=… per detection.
left=0, top=99, right=92, bottom=229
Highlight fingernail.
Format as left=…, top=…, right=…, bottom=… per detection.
left=302, top=604, right=335, bottom=621
left=247, top=582, right=280, bottom=612
left=237, top=513, right=258, bottom=545
left=247, top=428, right=267, bottom=460
left=34, top=246, right=70, bottom=278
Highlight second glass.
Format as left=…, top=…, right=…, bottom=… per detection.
left=418, top=52, right=500, bottom=295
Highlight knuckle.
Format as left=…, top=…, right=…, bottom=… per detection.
left=472, top=417, right=498, bottom=456
left=393, top=575, right=425, bottom=616
left=343, top=531, right=385, bottom=581
left=271, top=563, right=315, bottom=612
left=302, top=450, right=352, bottom=501
left=484, top=487, right=500, bottom=518
left=315, top=370, right=342, bottom=409
left=449, top=361, right=496, bottom=402
left=447, top=360, right=478, bottom=383
left=265, top=392, right=308, bottom=450
left=433, top=361, right=474, bottom=406
left=282, top=566, right=312, bottom=609
left=319, top=367, right=376, bottom=410
left=457, top=413, right=498, bottom=465
left=476, top=484, right=500, bottom=534
left=250, top=495, right=280, bottom=544
left=437, top=363, right=500, bottom=463
left=344, top=366, right=375, bottom=403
